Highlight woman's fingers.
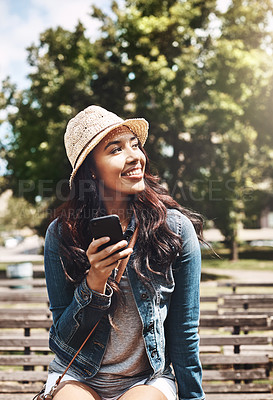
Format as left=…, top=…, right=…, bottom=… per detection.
left=100, top=240, right=128, bottom=260
left=87, top=238, right=128, bottom=258
left=86, top=238, right=133, bottom=268
left=86, top=243, right=133, bottom=293
left=90, top=246, right=133, bottom=270
left=87, top=236, right=110, bottom=254
left=102, top=246, right=133, bottom=267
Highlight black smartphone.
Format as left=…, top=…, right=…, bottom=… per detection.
left=90, top=214, right=125, bottom=252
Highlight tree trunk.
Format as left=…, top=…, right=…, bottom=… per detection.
left=230, top=235, right=239, bottom=261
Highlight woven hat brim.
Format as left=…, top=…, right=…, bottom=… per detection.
left=69, top=118, right=148, bottom=188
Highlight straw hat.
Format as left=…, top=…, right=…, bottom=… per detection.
left=64, top=105, right=149, bottom=188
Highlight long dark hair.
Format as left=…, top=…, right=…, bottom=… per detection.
left=53, top=143, right=204, bottom=303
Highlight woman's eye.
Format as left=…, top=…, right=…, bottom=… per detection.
left=111, top=147, right=122, bottom=154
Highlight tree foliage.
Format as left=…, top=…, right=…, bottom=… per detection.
left=1, top=0, right=273, bottom=259
left=0, top=195, right=45, bottom=231
left=1, top=23, right=97, bottom=202
left=91, top=0, right=273, bottom=258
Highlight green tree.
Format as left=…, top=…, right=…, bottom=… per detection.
left=93, top=0, right=217, bottom=182
left=188, top=0, right=273, bottom=258
left=1, top=23, right=97, bottom=203
left=91, top=0, right=273, bottom=259
left=0, top=195, right=46, bottom=231
left=1, top=0, right=273, bottom=261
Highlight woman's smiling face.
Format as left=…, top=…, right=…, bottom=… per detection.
left=92, top=127, right=146, bottom=200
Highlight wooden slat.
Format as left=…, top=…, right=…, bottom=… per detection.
left=222, top=294, right=273, bottom=301
left=0, top=382, right=44, bottom=393
left=203, top=368, right=267, bottom=381
left=0, top=318, right=52, bottom=329
left=221, top=310, right=273, bottom=316
left=222, top=299, right=273, bottom=306
left=0, top=354, right=53, bottom=366
left=203, top=383, right=272, bottom=393
left=0, top=293, right=48, bottom=302
left=218, top=282, right=273, bottom=288
left=0, top=336, right=49, bottom=347
left=206, top=394, right=273, bottom=400
left=0, top=287, right=47, bottom=294
left=0, top=279, right=46, bottom=287
left=222, top=301, right=273, bottom=309
left=200, top=296, right=218, bottom=302
left=223, top=348, right=273, bottom=357
left=200, top=335, right=270, bottom=346
left=0, top=395, right=37, bottom=399
left=0, top=308, right=49, bottom=316
left=0, top=371, right=48, bottom=381
left=200, top=315, right=268, bottom=328
left=201, top=354, right=269, bottom=365
left=0, top=395, right=39, bottom=400
left=0, top=289, right=48, bottom=303
left=200, top=310, right=219, bottom=315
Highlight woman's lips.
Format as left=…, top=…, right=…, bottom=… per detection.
left=122, top=168, right=142, bottom=176
left=122, top=167, right=143, bottom=179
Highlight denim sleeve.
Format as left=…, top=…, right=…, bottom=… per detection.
left=165, top=211, right=205, bottom=400
left=44, top=219, right=113, bottom=345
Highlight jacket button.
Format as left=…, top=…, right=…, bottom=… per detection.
left=83, top=294, right=90, bottom=301
left=141, top=293, right=148, bottom=300
left=151, top=349, right=157, bottom=358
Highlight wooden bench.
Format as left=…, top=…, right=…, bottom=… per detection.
left=7, top=315, right=272, bottom=399
left=218, top=282, right=273, bottom=294
left=0, top=280, right=51, bottom=398
left=199, top=315, right=273, bottom=398
left=0, top=312, right=53, bottom=399
left=1, top=280, right=273, bottom=399
left=0, top=282, right=49, bottom=396
left=219, top=294, right=273, bottom=318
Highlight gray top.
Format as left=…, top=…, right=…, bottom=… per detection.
left=49, top=271, right=157, bottom=397
left=98, top=271, right=152, bottom=375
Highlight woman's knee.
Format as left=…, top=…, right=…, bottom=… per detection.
left=53, top=380, right=101, bottom=400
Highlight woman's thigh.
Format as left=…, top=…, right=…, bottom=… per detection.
left=53, top=381, right=101, bottom=400
left=117, top=376, right=177, bottom=400
left=118, top=385, right=167, bottom=400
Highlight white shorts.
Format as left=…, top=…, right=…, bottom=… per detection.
left=45, top=371, right=177, bottom=400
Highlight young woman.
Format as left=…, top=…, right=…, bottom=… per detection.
left=43, top=105, right=205, bottom=400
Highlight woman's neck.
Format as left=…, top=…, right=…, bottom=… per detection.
left=104, top=199, right=132, bottom=232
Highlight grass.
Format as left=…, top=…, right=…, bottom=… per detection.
left=203, top=245, right=273, bottom=259
left=202, top=258, right=273, bottom=270
left=201, top=245, right=273, bottom=273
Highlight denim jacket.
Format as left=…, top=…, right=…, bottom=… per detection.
left=44, top=208, right=205, bottom=400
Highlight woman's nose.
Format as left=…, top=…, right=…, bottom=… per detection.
left=125, top=146, right=140, bottom=162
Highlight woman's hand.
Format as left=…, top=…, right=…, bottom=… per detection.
left=86, top=237, right=133, bottom=294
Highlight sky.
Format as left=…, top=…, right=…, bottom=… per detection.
left=0, top=0, right=110, bottom=89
